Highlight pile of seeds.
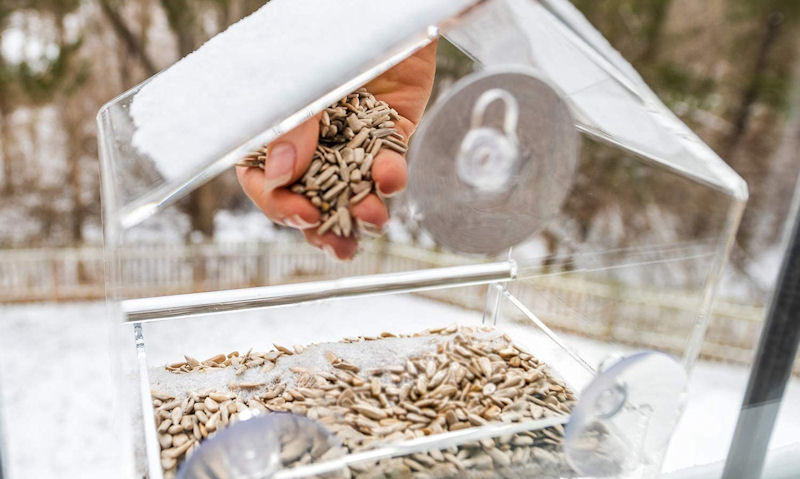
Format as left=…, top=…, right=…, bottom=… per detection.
left=152, top=327, right=577, bottom=478
left=238, top=88, right=408, bottom=237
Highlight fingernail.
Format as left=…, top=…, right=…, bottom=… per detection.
left=284, top=214, right=320, bottom=230
left=376, top=182, right=398, bottom=198
left=263, top=143, right=295, bottom=191
left=322, top=244, right=339, bottom=260
left=356, top=218, right=384, bottom=238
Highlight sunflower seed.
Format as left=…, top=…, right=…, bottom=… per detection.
left=317, top=213, right=339, bottom=235
left=155, top=327, right=574, bottom=476
left=338, top=207, right=352, bottom=237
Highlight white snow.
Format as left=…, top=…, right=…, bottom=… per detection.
left=0, top=302, right=117, bottom=479
left=213, top=210, right=285, bottom=244
left=1, top=300, right=799, bottom=478
left=151, top=334, right=446, bottom=398
left=746, top=245, right=785, bottom=293
left=130, top=0, right=476, bottom=181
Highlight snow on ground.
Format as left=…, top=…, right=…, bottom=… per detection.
left=0, top=302, right=117, bottom=479
left=1, top=301, right=798, bottom=478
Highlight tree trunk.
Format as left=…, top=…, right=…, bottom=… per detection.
left=723, top=11, right=784, bottom=160
left=227, top=0, right=244, bottom=24
left=161, top=0, right=221, bottom=239
left=160, top=0, right=197, bottom=57
left=639, top=0, right=673, bottom=63
left=98, top=0, right=158, bottom=75
left=0, top=44, right=14, bottom=195
left=0, top=102, right=13, bottom=195
left=186, top=183, right=217, bottom=237
left=53, top=14, right=85, bottom=245
left=751, top=36, right=800, bottom=251
left=63, top=104, right=85, bottom=245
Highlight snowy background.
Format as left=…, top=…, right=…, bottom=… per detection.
left=1, top=300, right=798, bottom=479
left=2, top=1, right=800, bottom=478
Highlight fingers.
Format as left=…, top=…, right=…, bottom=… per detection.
left=351, top=194, right=390, bottom=235
left=267, top=115, right=321, bottom=189
left=360, top=40, right=436, bottom=197
left=235, top=173, right=321, bottom=228
left=237, top=114, right=320, bottom=194
left=235, top=115, right=322, bottom=227
left=303, top=229, right=358, bottom=261
left=237, top=39, right=436, bottom=260
left=367, top=40, right=438, bottom=131
left=371, top=149, right=407, bottom=197
left=298, top=196, right=389, bottom=261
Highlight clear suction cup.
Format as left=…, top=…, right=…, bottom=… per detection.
left=177, top=412, right=341, bottom=479
left=564, top=352, right=687, bottom=476
left=407, top=67, right=579, bottom=255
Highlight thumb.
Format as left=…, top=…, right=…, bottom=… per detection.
left=255, top=114, right=320, bottom=192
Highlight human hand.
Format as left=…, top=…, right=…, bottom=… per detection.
left=236, top=41, right=437, bottom=260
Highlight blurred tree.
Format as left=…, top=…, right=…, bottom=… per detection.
left=97, top=0, right=157, bottom=75
left=0, top=0, right=88, bottom=242
left=0, top=37, right=16, bottom=195
left=0, top=3, right=23, bottom=195
left=572, top=0, right=800, bottom=294
left=572, top=0, right=674, bottom=65
left=0, top=0, right=796, bottom=301
left=159, top=0, right=218, bottom=239
left=158, top=0, right=265, bottom=239
left=89, top=0, right=267, bottom=241
left=723, top=0, right=800, bottom=158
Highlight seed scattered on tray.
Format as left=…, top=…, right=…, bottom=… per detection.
left=238, top=88, right=408, bottom=238
left=152, top=326, right=577, bottom=478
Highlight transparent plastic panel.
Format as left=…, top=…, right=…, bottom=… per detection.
left=507, top=255, right=716, bottom=367
left=445, top=0, right=747, bottom=200
left=137, top=288, right=588, bottom=478
left=98, top=2, right=482, bottom=233
left=98, top=1, right=748, bottom=478
left=136, top=285, right=692, bottom=479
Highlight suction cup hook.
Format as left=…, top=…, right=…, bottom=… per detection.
left=457, top=88, right=520, bottom=193
left=177, top=412, right=341, bottom=479
left=563, top=352, right=687, bottom=477
left=407, top=68, right=579, bottom=255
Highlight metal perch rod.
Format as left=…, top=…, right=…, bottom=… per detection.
left=122, top=261, right=516, bottom=322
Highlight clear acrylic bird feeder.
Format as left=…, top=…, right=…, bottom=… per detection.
left=97, top=1, right=747, bottom=478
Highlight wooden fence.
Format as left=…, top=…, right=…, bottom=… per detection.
left=1, top=241, right=791, bottom=372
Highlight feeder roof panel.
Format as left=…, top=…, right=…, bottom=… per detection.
left=100, top=0, right=479, bottom=228
left=448, top=0, right=747, bottom=199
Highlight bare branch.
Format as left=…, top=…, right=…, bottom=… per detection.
left=98, top=0, right=157, bottom=75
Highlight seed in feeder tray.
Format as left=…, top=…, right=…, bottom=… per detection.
left=151, top=327, right=577, bottom=478
left=239, top=88, right=408, bottom=238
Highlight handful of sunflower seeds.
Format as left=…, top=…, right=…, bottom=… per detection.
left=238, top=88, right=408, bottom=237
